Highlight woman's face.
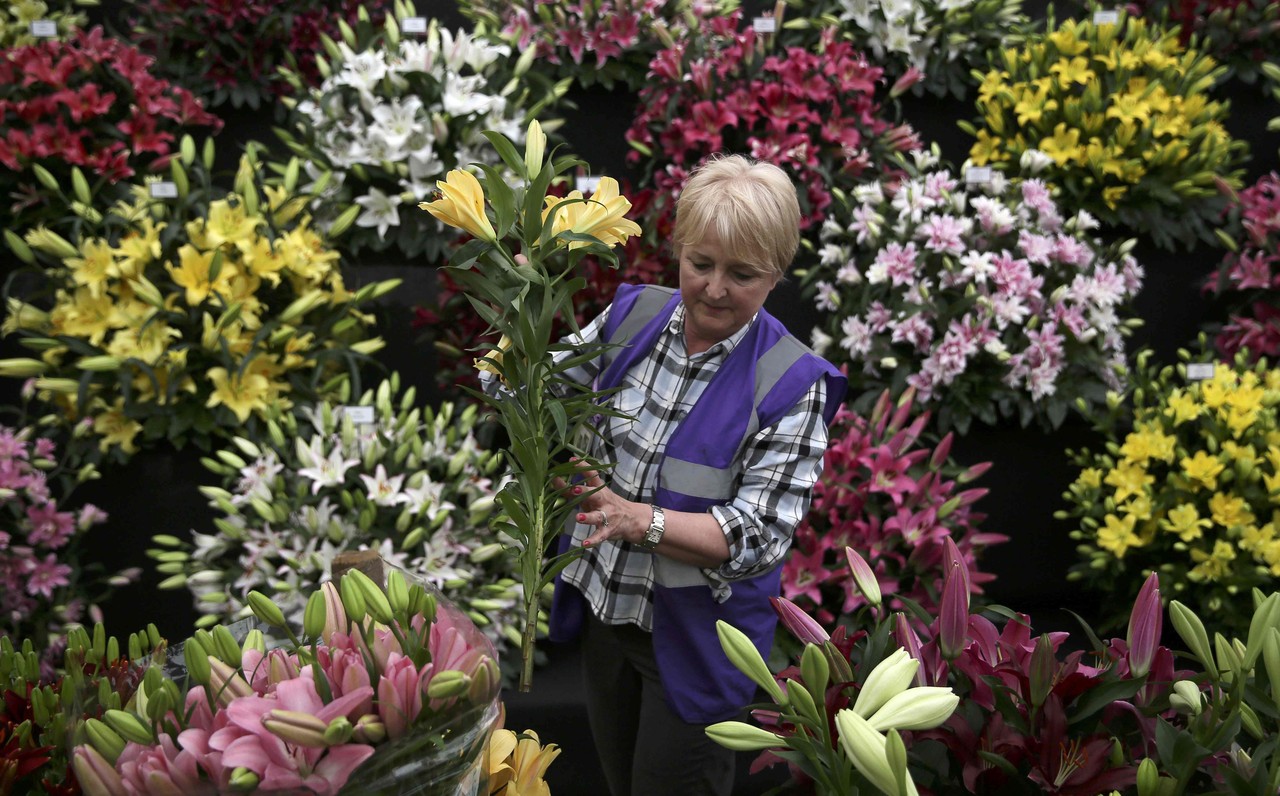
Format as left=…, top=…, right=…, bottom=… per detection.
left=678, top=226, right=779, bottom=354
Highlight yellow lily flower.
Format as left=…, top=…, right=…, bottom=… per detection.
left=206, top=366, right=272, bottom=423
left=487, top=728, right=560, bottom=796
left=420, top=169, right=497, bottom=243
left=542, top=177, right=642, bottom=250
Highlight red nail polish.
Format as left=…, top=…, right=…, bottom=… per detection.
left=574, top=486, right=583, bottom=495
left=577, top=513, right=585, bottom=522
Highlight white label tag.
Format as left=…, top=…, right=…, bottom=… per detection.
left=30, top=19, right=57, bottom=37
left=340, top=405, right=376, bottom=425
left=1093, top=9, right=1119, bottom=24
left=751, top=15, right=777, bottom=33
left=149, top=181, right=178, bottom=199
left=965, top=166, right=992, bottom=185
left=575, top=175, right=602, bottom=194
left=401, top=16, right=427, bottom=33
left=1186, top=363, right=1215, bottom=381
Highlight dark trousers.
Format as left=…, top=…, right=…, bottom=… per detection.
left=581, top=612, right=736, bottom=796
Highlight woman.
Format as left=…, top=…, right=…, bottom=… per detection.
left=549, top=154, right=847, bottom=795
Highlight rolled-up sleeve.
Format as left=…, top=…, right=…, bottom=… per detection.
left=705, top=378, right=828, bottom=595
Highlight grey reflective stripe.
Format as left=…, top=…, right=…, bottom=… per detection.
left=653, top=556, right=711, bottom=588
left=754, top=336, right=807, bottom=407
left=601, top=286, right=679, bottom=371
left=660, top=456, right=735, bottom=499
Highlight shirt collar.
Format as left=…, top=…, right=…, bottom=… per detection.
left=667, top=302, right=755, bottom=358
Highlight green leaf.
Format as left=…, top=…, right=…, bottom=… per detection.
left=480, top=130, right=526, bottom=177
left=478, top=164, right=516, bottom=239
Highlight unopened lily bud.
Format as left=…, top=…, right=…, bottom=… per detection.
left=104, top=709, right=154, bottom=745
left=0, top=358, right=48, bottom=378
left=263, top=709, right=330, bottom=747
left=229, top=766, right=260, bottom=791
left=348, top=569, right=393, bottom=625
left=353, top=714, right=386, bottom=744
left=83, top=717, right=126, bottom=763
left=1170, top=601, right=1218, bottom=679
left=524, top=119, right=546, bottom=179
left=1136, top=758, right=1160, bottom=796
left=247, top=591, right=288, bottom=628
left=704, top=721, right=784, bottom=751
left=324, top=716, right=354, bottom=745
left=716, top=620, right=786, bottom=705
left=853, top=649, right=918, bottom=719
left=867, top=686, right=959, bottom=732
left=25, top=227, right=79, bottom=259
left=72, top=746, right=126, bottom=795
left=427, top=670, right=472, bottom=700
left=1172, top=680, right=1198, bottom=716
left=338, top=574, right=368, bottom=623
left=845, top=548, right=881, bottom=607
left=207, top=657, right=254, bottom=706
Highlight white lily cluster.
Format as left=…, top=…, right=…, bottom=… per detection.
left=156, top=378, right=533, bottom=661
left=835, top=649, right=959, bottom=795
left=289, top=22, right=524, bottom=249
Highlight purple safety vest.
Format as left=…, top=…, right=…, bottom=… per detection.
left=550, top=284, right=846, bottom=723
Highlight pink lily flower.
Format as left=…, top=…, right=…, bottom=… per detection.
left=376, top=652, right=426, bottom=739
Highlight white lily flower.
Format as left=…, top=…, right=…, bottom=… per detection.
left=354, top=187, right=403, bottom=238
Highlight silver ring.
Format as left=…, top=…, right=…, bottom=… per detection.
left=600, top=510, right=609, bottom=527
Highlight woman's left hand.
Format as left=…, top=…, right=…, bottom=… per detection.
left=556, top=458, right=644, bottom=547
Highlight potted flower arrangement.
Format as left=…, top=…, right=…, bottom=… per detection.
left=1060, top=345, right=1280, bottom=639
left=456, top=0, right=735, bottom=91
left=961, top=7, right=1249, bottom=250
left=0, top=0, right=94, bottom=48
left=803, top=148, right=1144, bottom=433
left=624, top=10, right=920, bottom=243
left=0, top=621, right=163, bottom=795
left=420, top=120, right=642, bottom=690
left=269, top=1, right=562, bottom=263
left=1204, top=170, right=1280, bottom=361
left=1127, top=0, right=1280, bottom=85
left=0, top=138, right=395, bottom=462
left=124, top=0, right=384, bottom=110
left=149, top=373, right=538, bottom=672
left=0, top=26, right=221, bottom=232
left=781, top=388, right=1003, bottom=639
left=68, top=570, right=503, bottom=795
left=0, top=421, right=133, bottom=676
left=777, top=0, right=1030, bottom=98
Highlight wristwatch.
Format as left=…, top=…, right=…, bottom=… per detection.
left=638, top=505, right=665, bottom=550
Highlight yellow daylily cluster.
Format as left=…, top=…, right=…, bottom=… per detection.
left=964, top=12, right=1244, bottom=243
left=5, top=183, right=374, bottom=456
left=1064, top=355, right=1280, bottom=636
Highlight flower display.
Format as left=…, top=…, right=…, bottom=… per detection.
left=0, top=0, right=93, bottom=49
left=67, top=571, right=502, bottom=795
left=962, top=9, right=1248, bottom=250
left=777, top=0, right=1029, bottom=98
left=150, top=374, right=537, bottom=669
left=0, top=423, right=134, bottom=675
left=804, top=148, right=1144, bottom=432
left=1205, top=171, right=1280, bottom=361
left=125, top=0, right=383, bottom=109
left=0, top=26, right=221, bottom=232
left=420, top=120, right=641, bottom=690
left=271, top=5, right=558, bottom=262
left=1, top=622, right=158, bottom=795
left=0, top=140, right=394, bottom=461
left=780, top=389, right=1003, bottom=640
left=1128, top=0, right=1280, bottom=84
left=625, top=11, right=919, bottom=240
left=1060, top=347, right=1280, bottom=638
left=457, top=0, right=734, bottom=91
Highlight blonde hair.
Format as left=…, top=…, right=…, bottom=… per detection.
left=672, top=154, right=802, bottom=278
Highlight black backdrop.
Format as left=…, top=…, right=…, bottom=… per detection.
left=24, top=1, right=1280, bottom=792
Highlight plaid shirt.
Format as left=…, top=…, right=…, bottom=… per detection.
left=556, top=301, right=829, bottom=631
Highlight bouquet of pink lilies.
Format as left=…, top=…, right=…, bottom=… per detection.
left=70, top=568, right=501, bottom=795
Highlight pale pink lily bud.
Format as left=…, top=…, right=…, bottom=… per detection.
left=320, top=581, right=347, bottom=645
left=770, top=596, right=830, bottom=646
left=846, top=548, right=882, bottom=608
left=207, top=657, right=254, bottom=707
left=72, top=745, right=126, bottom=796
left=890, top=66, right=925, bottom=98
left=1126, top=572, right=1162, bottom=678
left=892, top=613, right=926, bottom=687
left=937, top=563, right=970, bottom=660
